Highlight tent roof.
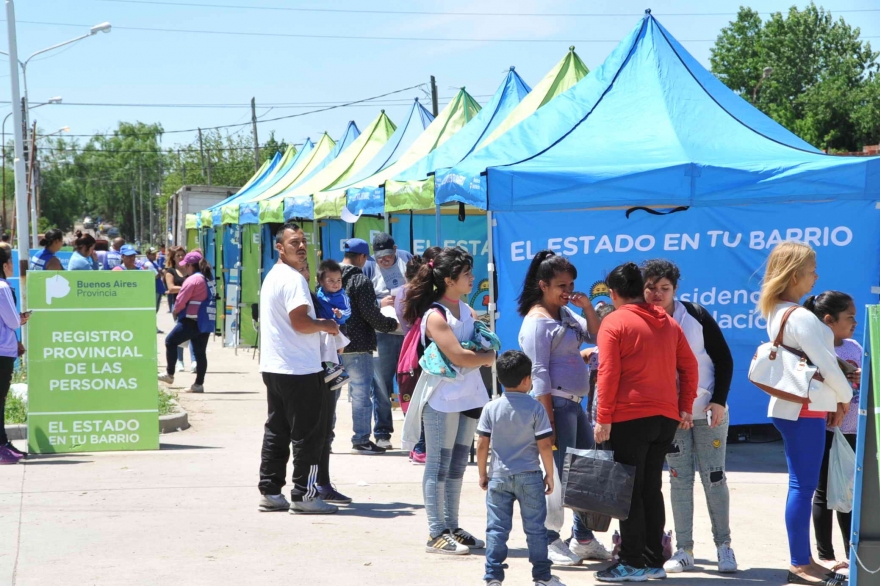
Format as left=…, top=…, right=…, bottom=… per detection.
left=478, top=47, right=587, bottom=149
left=272, top=111, right=397, bottom=200
left=433, top=48, right=589, bottom=207
left=311, top=99, right=435, bottom=217
left=455, top=13, right=878, bottom=211
left=313, top=88, right=482, bottom=217
left=248, top=132, right=339, bottom=203
left=211, top=145, right=301, bottom=213
left=207, top=151, right=282, bottom=212
left=391, top=67, right=531, bottom=185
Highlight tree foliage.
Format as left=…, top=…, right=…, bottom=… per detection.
left=710, top=3, right=880, bottom=151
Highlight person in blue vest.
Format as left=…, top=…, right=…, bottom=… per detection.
left=158, top=251, right=216, bottom=393
left=29, top=229, right=64, bottom=271
left=111, top=245, right=140, bottom=271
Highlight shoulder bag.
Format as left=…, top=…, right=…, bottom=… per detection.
left=748, top=306, right=824, bottom=404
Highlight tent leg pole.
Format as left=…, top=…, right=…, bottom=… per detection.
left=435, top=204, right=441, bottom=245
left=383, top=213, right=389, bottom=235
left=487, top=210, right=498, bottom=399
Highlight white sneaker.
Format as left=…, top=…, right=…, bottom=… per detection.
left=548, top=538, right=582, bottom=566
left=663, top=549, right=695, bottom=573
left=189, top=384, right=204, bottom=393
left=258, top=494, right=290, bottom=512
left=176, top=361, right=185, bottom=372
left=485, top=581, right=502, bottom=586
left=570, top=537, right=613, bottom=561
left=535, top=576, right=566, bottom=586
left=717, top=544, right=737, bottom=573
left=189, top=362, right=197, bottom=373
left=375, top=438, right=393, bottom=450
left=289, top=497, right=338, bottom=515
left=158, top=373, right=174, bottom=385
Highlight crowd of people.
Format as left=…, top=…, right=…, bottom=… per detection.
left=254, top=223, right=860, bottom=586
left=10, top=223, right=860, bottom=585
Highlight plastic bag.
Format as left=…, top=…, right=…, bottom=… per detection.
left=541, top=458, right=563, bottom=532
left=828, top=427, right=856, bottom=513
left=562, top=448, right=636, bottom=520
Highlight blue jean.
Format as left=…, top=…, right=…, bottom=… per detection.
left=342, top=352, right=392, bottom=445
left=549, top=395, right=595, bottom=542
left=485, top=471, right=552, bottom=582
left=373, top=334, right=401, bottom=440
left=176, top=343, right=197, bottom=364
left=422, top=404, right=477, bottom=537
left=773, top=416, right=826, bottom=566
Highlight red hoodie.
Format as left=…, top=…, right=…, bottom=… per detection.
left=597, top=303, right=698, bottom=425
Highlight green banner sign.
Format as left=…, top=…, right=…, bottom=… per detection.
left=26, top=272, right=160, bottom=453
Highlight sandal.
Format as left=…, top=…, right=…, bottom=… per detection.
left=786, top=571, right=842, bottom=586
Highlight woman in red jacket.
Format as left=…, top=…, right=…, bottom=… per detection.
left=593, top=263, right=698, bottom=583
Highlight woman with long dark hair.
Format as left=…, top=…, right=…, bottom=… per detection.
left=516, top=250, right=610, bottom=565
left=640, top=259, right=738, bottom=574
left=30, top=228, right=64, bottom=271
left=805, top=291, right=860, bottom=577
left=0, top=247, right=27, bottom=463
left=158, top=251, right=216, bottom=393
left=403, top=247, right=495, bottom=556
left=68, top=232, right=99, bottom=271
left=594, top=262, right=698, bottom=582
left=164, top=246, right=195, bottom=371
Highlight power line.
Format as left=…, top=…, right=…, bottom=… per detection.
left=6, top=96, right=488, bottom=109
left=24, top=20, right=877, bottom=43
left=89, top=0, right=880, bottom=18
left=20, top=83, right=426, bottom=137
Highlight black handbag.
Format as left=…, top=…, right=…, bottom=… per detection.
left=562, top=448, right=636, bottom=521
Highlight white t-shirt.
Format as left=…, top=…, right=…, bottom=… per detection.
left=259, top=263, right=322, bottom=375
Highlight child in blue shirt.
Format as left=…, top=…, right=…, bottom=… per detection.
left=477, top=350, right=565, bottom=586
left=315, top=259, right=351, bottom=329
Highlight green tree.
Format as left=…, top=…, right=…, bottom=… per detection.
left=710, top=3, right=880, bottom=151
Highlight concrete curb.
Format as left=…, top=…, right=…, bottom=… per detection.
left=4, top=407, right=190, bottom=440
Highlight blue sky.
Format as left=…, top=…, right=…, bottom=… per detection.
left=3, top=0, right=879, bottom=152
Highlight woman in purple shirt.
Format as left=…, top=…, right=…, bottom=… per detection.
left=0, top=246, right=28, bottom=463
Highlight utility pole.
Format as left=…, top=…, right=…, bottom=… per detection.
left=251, top=97, right=260, bottom=172
left=197, top=127, right=206, bottom=181
left=148, top=181, right=153, bottom=245
left=131, top=184, right=137, bottom=242
left=206, top=148, right=212, bottom=186
left=138, top=165, right=144, bottom=244
left=430, top=75, right=439, bottom=117
left=27, top=119, right=36, bottom=246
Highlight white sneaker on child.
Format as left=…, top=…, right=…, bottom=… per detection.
left=570, top=537, right=612, bottom=561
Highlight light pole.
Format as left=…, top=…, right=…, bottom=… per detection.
left=2, top=96, right=60, bottom=231
left=752, top=66, right=773, bottom=103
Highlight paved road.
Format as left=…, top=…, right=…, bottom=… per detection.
left=0, top=310, right=846, bottom=585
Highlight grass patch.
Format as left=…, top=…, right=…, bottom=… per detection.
left=4, top=392, right=26, bottom=424
left=159, top=388, right=179, bottom=416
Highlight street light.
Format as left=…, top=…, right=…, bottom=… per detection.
left=40, top=126, right=70, bottom=137
left=0, top=21, right=110, bottom=245
left=752, top=66, right=773, bottom=102
left=1, top=96, right=62, bottom=232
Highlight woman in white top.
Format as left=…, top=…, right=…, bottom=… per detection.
left=402, top=247, right=495, bottom=556
left=757, top=242, right=852, bottom=586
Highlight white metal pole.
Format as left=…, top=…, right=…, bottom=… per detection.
left=487, top=210, right=498, bottom=397
left=28, top=124, right=37, bottom=247
left=6, top=1, right=29, bottom=316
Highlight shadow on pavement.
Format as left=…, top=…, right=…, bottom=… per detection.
left=159, top=443, right=221, bottom=451
left=23, top=459, right=92, bottom=466
left=725, top=442, right=787, bottom=474
left=339, top=501, right=424, bottom=518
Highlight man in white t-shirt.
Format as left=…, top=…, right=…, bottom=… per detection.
left=258, top=222, right=340, bottom=515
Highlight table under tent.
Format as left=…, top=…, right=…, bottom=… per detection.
left=437, top=11, right=880, bottom=426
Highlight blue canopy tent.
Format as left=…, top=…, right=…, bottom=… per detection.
left=446, top=12, right=880, bottom=425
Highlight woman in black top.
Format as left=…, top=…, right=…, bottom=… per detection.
left=164, top=246, right=193, bottom=371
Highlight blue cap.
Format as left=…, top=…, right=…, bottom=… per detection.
left=343, top=238, right=370, bottom=256
left=120, top=244, right=138, bottom=256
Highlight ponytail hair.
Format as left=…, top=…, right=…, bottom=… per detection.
left=804, top=290, right=853, bottom=323
left=197, top=258, right=214, bottom=281
left=404, top=246, right=442, bottom=282
left=606, top=262, right=645, bottom=300
left=403, top=247, right=473, bottom=324
left=39, top=228, right=63, bottom=248
left=516, top=250, right=578, bottom=316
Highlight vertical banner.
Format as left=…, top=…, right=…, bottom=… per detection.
left=494, top=200, right=880, bottom=425
left=396, top=212, right=490, bottom=317
left=26, top=272, right=159, bottom=453
left=223, top=224, right=241, bottom=347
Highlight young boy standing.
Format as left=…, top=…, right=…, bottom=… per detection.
left=477, top=351, right=566, bottom=586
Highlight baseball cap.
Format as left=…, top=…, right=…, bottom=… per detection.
left=372, top=233, right=396, bottom=259
left=180, top=251, right=203, bottom=266
left=120, top=244, right=138, bottom=256
left=146, top=246, right=159, bottom=254
left=343, top=238, right=370, bottom=256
